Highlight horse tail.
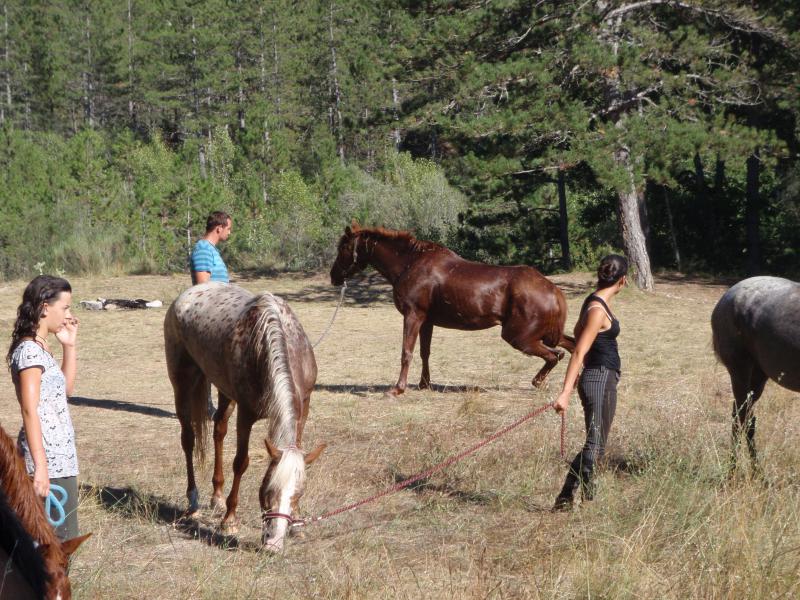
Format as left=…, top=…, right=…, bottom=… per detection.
left=552, top=284, right=575, bottom=353
left=559, top=333, right=576, bottom=353
left=164, top=303, right=211, bottom=462
left=248, top=293, right=297, bottom=447
left=710, top=288, right=733, bottom=364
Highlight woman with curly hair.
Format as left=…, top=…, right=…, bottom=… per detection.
left=7, top=275, right=81, bottom=539
left=552, top=255, right=628, bottom=510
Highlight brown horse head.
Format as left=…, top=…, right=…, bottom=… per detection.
left=330, top=222, right=371, bottom=285
left=41, top=534, right=92, bottom=600
left=0, top=424, right=91, bottom=599
left=258, top=440, right=326, bottom=551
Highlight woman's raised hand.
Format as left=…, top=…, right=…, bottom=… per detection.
left=56, top=316, right=79, bottom=347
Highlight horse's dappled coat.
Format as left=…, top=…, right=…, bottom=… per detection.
left=165, top=283, right=322, bottom=550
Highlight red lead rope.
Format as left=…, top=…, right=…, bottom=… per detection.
left=266, top=402, right=566, bottom=528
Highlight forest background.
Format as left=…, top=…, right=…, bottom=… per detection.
left=0, top=0, right=798, bottom=288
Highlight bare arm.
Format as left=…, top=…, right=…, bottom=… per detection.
left=56, top=317, right=79, bottom=396
left=553, top=307, right=607, bottom=414
left=193, top=271, right=211, bottom=284
left=18, top=367, right=50, bottom=497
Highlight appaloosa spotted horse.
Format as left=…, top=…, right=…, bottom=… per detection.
left=164, top=282, right=325, bottom=551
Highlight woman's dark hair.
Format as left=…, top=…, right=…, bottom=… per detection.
left=6, top=275, right=71, bottom=367
left=597, top=255, right=629, bottom=289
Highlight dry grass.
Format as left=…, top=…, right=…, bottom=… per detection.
left=0, top=271, right=798, bottom=599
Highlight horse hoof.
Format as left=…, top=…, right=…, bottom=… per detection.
left=532, top=378, right=546, bottom=388
left=220, top=520, right=239, bottom=534
left=384, top=388, right=403, bottom=398
left=210, top=497, right=227, bottom=515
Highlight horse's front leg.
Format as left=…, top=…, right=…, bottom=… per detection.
left=418, top=321, right=434, bottom=389
left=210, top=393, right=236, bottom=514
left=220, top=410, right=254, bottom=534
left=389, top=312, right=424, bottom=396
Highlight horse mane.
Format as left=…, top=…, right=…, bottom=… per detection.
left=0, top=426, right=60, bottom=547
left=265, top=448, right=306, bottom=495
left=0, top=486, right=49, bottom=598
left=247, top=293, right=297, bottom=448
left=0, top=424, right=65, bottom=598
left=353, top=226, right=449, bottom=254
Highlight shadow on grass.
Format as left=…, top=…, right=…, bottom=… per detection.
left=604, top=454, right=652, bottom=476
left=82, top=484, right=261, bottom=552
left=70, top=396, right=175, bottom=419
left=281, top=272, right=393, bottom=306
left=390, top=472, right=498, bottom=505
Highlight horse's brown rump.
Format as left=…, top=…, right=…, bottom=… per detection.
left=330, top=224, right=574, bottom=395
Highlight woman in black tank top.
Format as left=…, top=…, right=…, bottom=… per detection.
left=552, top=255, right=628, bottom=510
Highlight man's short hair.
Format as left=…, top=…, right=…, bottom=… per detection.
left=205, top=211, right=232, bottom=233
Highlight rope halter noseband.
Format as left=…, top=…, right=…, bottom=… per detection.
left=261, top=444, right=306, bottom=528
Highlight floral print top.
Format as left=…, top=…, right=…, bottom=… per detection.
left=11, top=341, right=79, bottom=478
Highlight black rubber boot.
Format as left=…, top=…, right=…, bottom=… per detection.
left=553, top=471, right=579, bottom=511
left=579, top=469, right=595, bottom=501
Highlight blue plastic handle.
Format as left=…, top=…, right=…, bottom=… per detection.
left=45, top=483, right=68, bottom=528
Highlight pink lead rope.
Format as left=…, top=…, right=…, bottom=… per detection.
left=263, top=402, right=566, bottom=528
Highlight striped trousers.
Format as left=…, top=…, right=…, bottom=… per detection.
left=560, top=365, right=619, bottom=499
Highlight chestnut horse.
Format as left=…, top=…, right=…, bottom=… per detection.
left=330, top=224, right=575, bottom=396
left=164, top=282, right=325, bottom=551
left=0, top=424, right=89, bottom=600
left=712, top=276, right=800, bottom=471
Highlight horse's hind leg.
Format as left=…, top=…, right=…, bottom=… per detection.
left=418, top=321, right=434, bottom=389
left=502, top=321, right=563, bottom=387
left=172, top=368, right=209, bottom=516
left=729, top=362, right=768, bottom=476
left=210, top=393, right=236, bottom=514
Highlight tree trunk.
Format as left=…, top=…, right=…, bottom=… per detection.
left=328, top=0, right=344, bottom=162
left=745, top=148, right=761, bottom=275
left=694, top=152, right=718, bottom=263
left=556, top=170, right=571, bottom=271
left=662, top=187, right=681, bottom=271
left=603, top=10, right=654, bottom=290
left=2, top=3, right=10, bottom=124
left=714, top=154, right=725, bottom=191
left=127, top=0, right=134, bottom=122
left=391, top=77, right=401, bottom=149
left=615, top=142, right=654, bottom=290
left=83, top=14, right=94, bottom=128
left=236, top=46, right=245, bottom=130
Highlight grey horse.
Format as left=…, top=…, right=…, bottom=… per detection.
left=711, top=276, right=800, bottom=471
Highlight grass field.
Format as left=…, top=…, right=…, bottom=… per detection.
left=0, top=271, right=798, bottom=599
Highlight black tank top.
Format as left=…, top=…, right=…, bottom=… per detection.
left=580, top=294, right=621, bottom=373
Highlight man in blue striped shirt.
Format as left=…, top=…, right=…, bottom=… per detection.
left=190, top=211, right=232, bottom=419
left=191, top=211, right=232, bottom=285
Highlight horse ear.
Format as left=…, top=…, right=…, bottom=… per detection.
left=344, top=225, right=352, bottom=236
left=61, top=533, right=92, bottom=556
left=350, top=219, right=361, bottom=231
left=303, top=443, right=326, bottom=466
left=264, top=439, right=282, bottom=461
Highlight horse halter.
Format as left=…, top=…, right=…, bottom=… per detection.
left=261, top=444, right=304, bottom=527
left=262, top=511, right=304, bottom=527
